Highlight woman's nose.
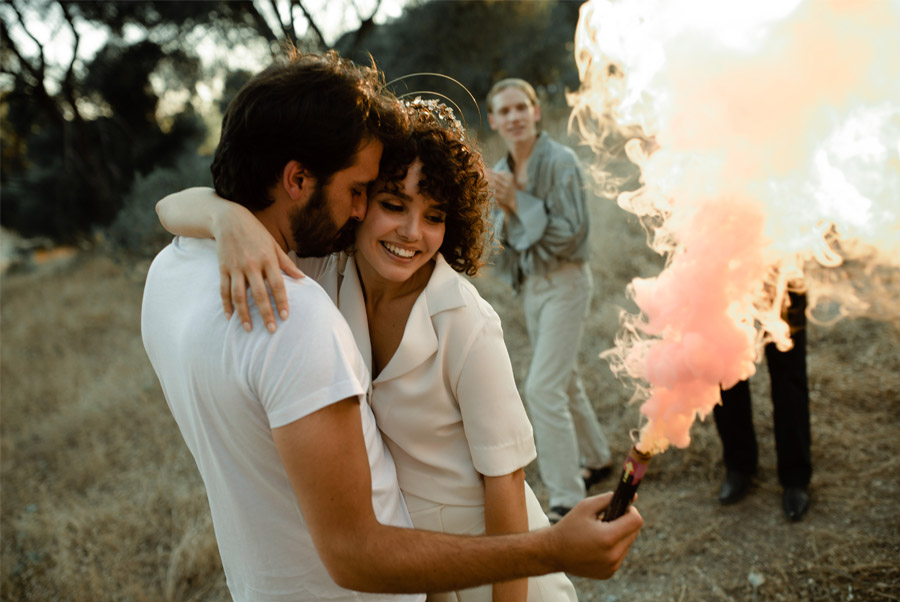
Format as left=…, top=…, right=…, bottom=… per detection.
left=397, top=214, right=422, bottom=240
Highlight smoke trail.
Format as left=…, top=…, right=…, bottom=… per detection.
left=570, top=0, right=900, bottom=454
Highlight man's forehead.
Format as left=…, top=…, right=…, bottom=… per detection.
left=343, top=139, right=383, bottom=179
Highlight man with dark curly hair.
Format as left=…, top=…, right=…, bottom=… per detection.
left=146, top=53, right=642, bottom=602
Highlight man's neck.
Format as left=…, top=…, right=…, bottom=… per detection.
left=253, top=204, right=292, bottom=254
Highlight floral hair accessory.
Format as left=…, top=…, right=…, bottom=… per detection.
left=384, top=72, right=482, bottom=138
left=404, top=96, right=465, bottom=136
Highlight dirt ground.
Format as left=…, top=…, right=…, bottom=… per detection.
left=2, top=123, right=899, bottom=600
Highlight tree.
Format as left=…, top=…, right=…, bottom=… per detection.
left=331, top=0, right=582, bottom=141
left=0, top=0, right=394, bottom=242
left=1, top=1, right=212, bottom=240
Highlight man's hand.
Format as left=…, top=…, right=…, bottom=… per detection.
left=273, top=402, right=642, bottom=592
left=212, top=204, right=304, bottom=333
left=487, top=169, right=518, bottom=215
left=548, top=493, right=643, bottom=580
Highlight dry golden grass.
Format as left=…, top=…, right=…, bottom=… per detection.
left=2, top=119, right=899, bottom=601
left=1, top=256, right=228, bottom=601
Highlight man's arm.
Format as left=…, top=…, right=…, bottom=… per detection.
left=272, top=398, right=643, bottom=594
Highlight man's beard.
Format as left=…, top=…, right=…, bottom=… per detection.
left=290, top=183, right=357, bottom=257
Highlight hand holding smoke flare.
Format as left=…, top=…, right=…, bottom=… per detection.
left=570, top=0, right=900, bottom=466
left=602, top=446, right=651, bottom=522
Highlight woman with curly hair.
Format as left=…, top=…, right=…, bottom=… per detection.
left=156, top=100, right=578, bottom=602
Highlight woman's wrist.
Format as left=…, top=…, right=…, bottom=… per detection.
left=210, top=199, right=250, bottom=240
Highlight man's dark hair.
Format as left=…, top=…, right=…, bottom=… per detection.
left=211, top=50, right=404, bottom=211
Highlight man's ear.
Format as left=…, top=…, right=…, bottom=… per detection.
left=282, top=160, right=315, bottom=201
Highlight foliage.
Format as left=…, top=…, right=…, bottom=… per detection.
left=0, top=0, right=584, bottom=246
left=0, top=1, right=220, bottom=243
left=341, top=0, right=583, bottom=135
left=103, top=151, right=213, bottom=259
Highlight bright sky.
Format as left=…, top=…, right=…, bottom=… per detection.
left=0, top=0, right=411, bottom=148
left=257, top=0, right=406, bottom=47
left=2, top=0, right=408, bottom=89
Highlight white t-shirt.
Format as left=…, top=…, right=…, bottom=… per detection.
left=141, top=237, right=420, bottom=602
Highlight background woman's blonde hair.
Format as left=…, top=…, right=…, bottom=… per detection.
left=486, top=78, right=539, bottom=113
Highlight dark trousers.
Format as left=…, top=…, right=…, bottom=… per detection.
left=713, top=292, right=812, bottom=488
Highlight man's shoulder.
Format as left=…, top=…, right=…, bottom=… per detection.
left=145, top=239, right=348, bottom=345
left=277, top=276, right=349, bottom=336
left=147, top=236, right=212, bottom=268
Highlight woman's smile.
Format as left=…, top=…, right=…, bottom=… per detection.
left=381, top=241, right=418, bottom=259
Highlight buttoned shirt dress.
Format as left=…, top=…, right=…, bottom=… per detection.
left=298, top=252, right=578, bottom=602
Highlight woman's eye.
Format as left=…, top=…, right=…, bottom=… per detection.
left=380, top=200, right=403, bottom=212
left=427, top=213, right=446, bottom=224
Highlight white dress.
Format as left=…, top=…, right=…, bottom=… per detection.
left=298, top=253, right=578, bottom=602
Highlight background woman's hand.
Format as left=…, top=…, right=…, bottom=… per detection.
left=487, top=169, right=518, bottom=215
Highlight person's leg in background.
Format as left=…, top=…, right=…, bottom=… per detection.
left=565, top=266, right=612, bottom=490
left=768, top=290, right=812, bottom=521
left=523, top=264, right=594, bottom=519
left=714, top=379, right=758, bottom=504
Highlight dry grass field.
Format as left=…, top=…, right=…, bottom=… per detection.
left=2, top=120, right=899, bottom=601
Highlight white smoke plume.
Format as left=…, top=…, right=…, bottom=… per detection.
left=569, top=0, right=900, bottom=454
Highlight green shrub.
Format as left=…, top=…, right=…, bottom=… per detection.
left=103, top=153, right=212, bottom=259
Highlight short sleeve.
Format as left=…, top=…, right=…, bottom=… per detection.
left=456, top=311, right=536, bottom=477
left=247, top=281, right=367, bottom=429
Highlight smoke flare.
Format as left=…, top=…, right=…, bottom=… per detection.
left=570, top=0, right=900, bottom=454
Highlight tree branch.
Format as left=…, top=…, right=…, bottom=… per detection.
left=238, top=1, right=280, bottom=58
left=0, top=20, right=37, bottom=85
left=8, top=0, right=46, bottom=80
left=285, top=0, right=298, bottom=43
left=339, top=0, right=381, bottom=57
left=295, top=0, right=328, bottom=49
left=0, top=8, right=64, bottom=125
left=58, top=1, right=84, bottom=123
left=268, top=0, right=295, bottom=44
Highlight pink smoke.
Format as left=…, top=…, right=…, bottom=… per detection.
left=570, top=0, right=900, bottom=454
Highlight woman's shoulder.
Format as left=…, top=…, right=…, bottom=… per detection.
left=427, top=256, right=500, bottom=330
left=456, top=275, right=500, bottom=322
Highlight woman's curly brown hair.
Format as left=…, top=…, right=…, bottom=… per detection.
left=375, top=102, right=493, bottom=277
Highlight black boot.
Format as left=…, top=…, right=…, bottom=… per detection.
left=782, top=486, right=810, bottom=521
left=718, top=470, right=753, bottom=505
